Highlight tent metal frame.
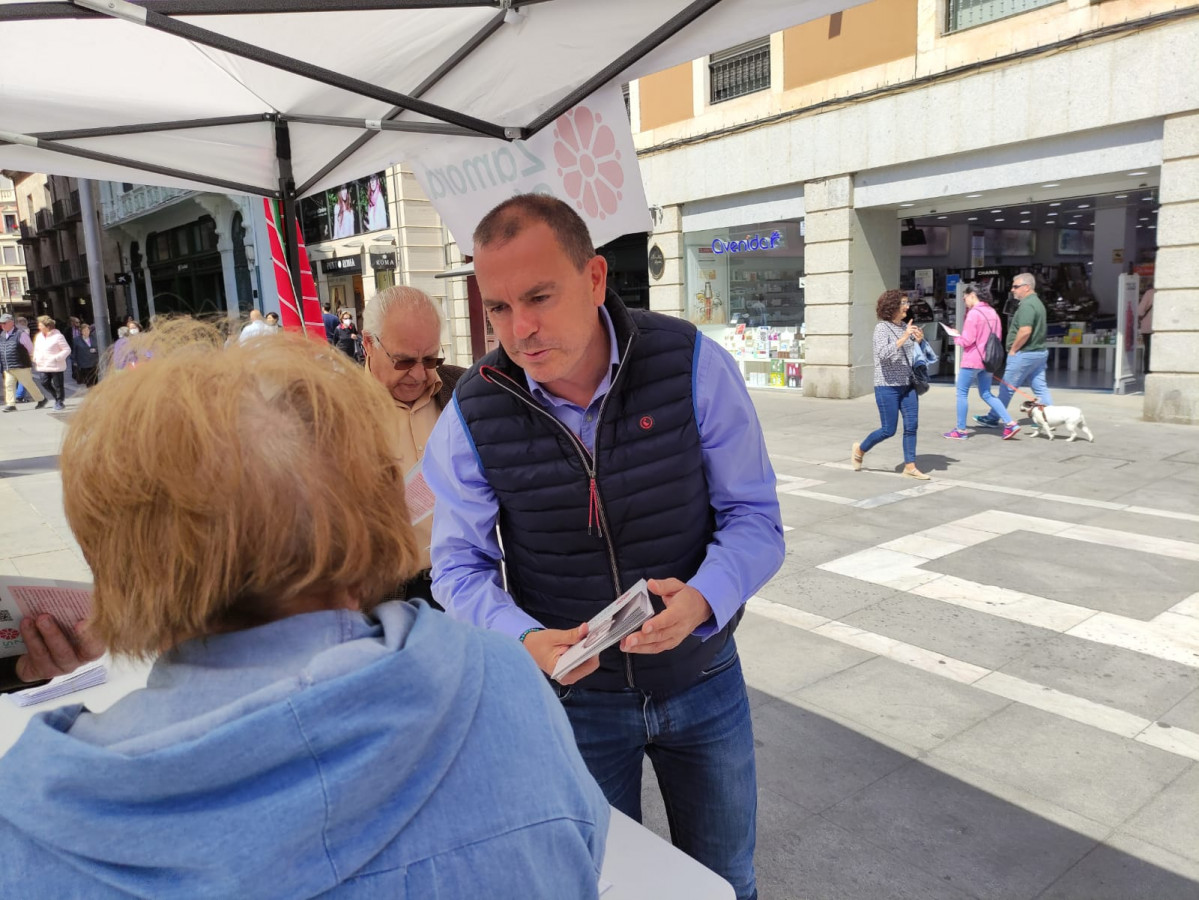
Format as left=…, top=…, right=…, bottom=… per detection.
left=0, top=0, right=723, bottom=327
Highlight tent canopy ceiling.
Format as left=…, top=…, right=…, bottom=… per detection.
left=0, top=0, right=855, bottom=198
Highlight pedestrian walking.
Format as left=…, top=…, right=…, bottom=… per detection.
left=0, top=314, right=47, bottom=412
left=853, top=290, right=930, bottom=479
left=321, top=302, right=339, bottom=344
left=72, top=322, right=100, bottom=387
left=975, top=272, right=1053, bottom=428
left=943, top=286, right=1018, bottom=441
left=237, top=309, right=273, bottom=344
left=32, top=315, right=71, bottom=410
left=332, top=311, right=362, bottom=362
left=424, top=194, right=784, bottom=900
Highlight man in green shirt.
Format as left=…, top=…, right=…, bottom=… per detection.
left=976, top=273, right=1054, bottom=432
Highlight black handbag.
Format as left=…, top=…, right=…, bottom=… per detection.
left=910, top=364, right=930, bottom=396
left=982, top=317, right=1006, bottom=377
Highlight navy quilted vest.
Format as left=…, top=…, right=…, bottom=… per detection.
left=454, top=296, right=738, bottom=693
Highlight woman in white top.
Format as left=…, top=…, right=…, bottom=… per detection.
left=32, top=315, right=72, bottom=410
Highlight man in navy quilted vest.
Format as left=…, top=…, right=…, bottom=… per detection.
left=424, top=195, right=784, bottom=900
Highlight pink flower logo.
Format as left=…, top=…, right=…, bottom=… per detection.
left=553, top=105, right=624, bottom=219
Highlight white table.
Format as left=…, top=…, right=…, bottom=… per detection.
left=3, top=665, right=734, bottom=900
left=601, top=808, right=735, bottom=899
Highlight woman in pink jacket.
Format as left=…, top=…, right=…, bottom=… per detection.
left=32, top=315, right=72, bottom=410
left=943, top=286, right=1017, bottom=440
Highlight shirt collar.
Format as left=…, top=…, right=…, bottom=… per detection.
left=525, top=305, right=620, bottom=410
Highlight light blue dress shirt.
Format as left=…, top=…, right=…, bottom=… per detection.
left=423, top=307, right=785, bottom=641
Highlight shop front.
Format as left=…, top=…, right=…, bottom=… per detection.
left=895, top=189, right=1158, bottom=390
left=597, top=233, right=649, bottom=310
left=683, top=218, right=805, bottom=389
left=144, top=215, right=226, bottom=317
left=369, top=249, right=397, bottom=293
left=320, top=254, right=364, bottom=322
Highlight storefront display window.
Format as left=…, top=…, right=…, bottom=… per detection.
left=683, top=218, right=805, bottom=389
left=683, top=219, right=805, bottom=330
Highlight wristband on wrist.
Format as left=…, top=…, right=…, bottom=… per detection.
left=519, top=627, right=545, bottom=644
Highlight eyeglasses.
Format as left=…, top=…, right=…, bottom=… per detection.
left=368, top=333, right=443, bottom=372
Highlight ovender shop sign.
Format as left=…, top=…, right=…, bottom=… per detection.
left=408, top=83, right=649, bottom=256
left=712, top=231, right=782, bottom=254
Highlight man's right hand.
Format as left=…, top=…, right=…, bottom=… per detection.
left=522, top=624, right=600, bottom=686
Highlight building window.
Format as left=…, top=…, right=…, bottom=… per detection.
left=709, top=38, right=771, bottom=105
left=2, top=246, right=17, bottom=266
left=3, top=214, right=16, bottom=233
left=622, top=83, right=631, bottom=120
left=946, top=0, right=1060, bottom=32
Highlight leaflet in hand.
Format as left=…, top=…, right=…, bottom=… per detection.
left=552, top=579, right=654, bottom=681
left=6, top=659, right=107, bottom=707
left=404, top=461, right=436, bottom=526
left=0, top=576, right=94, bottom=659
left=939, top=322, right=961, bottom=338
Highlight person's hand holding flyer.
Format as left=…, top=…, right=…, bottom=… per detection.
left=552, top=579, right=654, bottom=681
left=0, top=577, right=94, bottom=659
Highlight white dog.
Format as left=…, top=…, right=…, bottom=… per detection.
left=1020, top=400, right=1094, bottom=442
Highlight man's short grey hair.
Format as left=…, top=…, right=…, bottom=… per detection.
left=363, top=285, right=441, bottom=337
left=1014, top=273, right=1036, bottom=289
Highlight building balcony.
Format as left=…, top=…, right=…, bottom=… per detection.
left=35, top=209, right=52, bottom=233
left=0, top=188, right=16, bottom=204
left=41, top=265, right=53, bottom=287
left=52, top=261, right=71, bottom=285
left=69, top=255, right=88, bottom=281
left=51, top=192, right=81, bottom=229
left=102, top=185, right=193, bottom=228
left=17, top=221, right=38, bottom=244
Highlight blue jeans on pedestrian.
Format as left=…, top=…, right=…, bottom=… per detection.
left=979, top=350, right=1054, bottom=423
left=956, top=367, right=1010, bottom=430
left=556, top=637, right=758, bottom=900
left=861, top=384, right=919, bottom=463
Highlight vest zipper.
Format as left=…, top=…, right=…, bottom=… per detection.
left=481, top=340, right=639, bottom=687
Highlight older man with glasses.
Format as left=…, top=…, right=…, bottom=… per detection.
left=362, top=286, right=465, bottom=605
left=975, top=272, right=1054, bottom=434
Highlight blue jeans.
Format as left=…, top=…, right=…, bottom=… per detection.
left=556, top=637, right=758, bottom=900
left=980, top=350, right=1054, bottom=422
left=956, top=367, right=1010, bottom=430
left=861, top=384, right=919, bottom=463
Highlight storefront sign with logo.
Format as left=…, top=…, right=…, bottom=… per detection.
left=369, top=251, right=396, bottom=270
left=408, top=84, right=649, bottom=255
left=320, top=256, right=362, bottom=275
left=648, top=245, right=665, bottom=281
left=711, top=231, right=782, bottom=255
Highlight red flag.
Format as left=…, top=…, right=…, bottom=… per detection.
left=264, top=198, right=322, bottom=336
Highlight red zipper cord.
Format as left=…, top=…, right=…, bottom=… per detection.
left=588, top=477, right=602, bottom=537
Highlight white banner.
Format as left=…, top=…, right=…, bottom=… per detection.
left=409, top=84, right=650, bottom=256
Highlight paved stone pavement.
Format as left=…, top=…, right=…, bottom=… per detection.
left=2, top=379, right=1197, bottom=899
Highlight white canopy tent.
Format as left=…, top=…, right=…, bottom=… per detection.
left=0, top=0, right=855, bottom=316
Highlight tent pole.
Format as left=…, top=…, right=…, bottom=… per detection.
left=76, top=179, right=112, bottom=353
left=275, top=119, right=306, bottom=336
left=72, top=0, right=511, bottom=140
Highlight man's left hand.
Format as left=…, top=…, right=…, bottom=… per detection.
left=620, top=578, right=712, bottom=655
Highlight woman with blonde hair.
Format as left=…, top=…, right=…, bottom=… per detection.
left=0, top=321, right=608, bottom=899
